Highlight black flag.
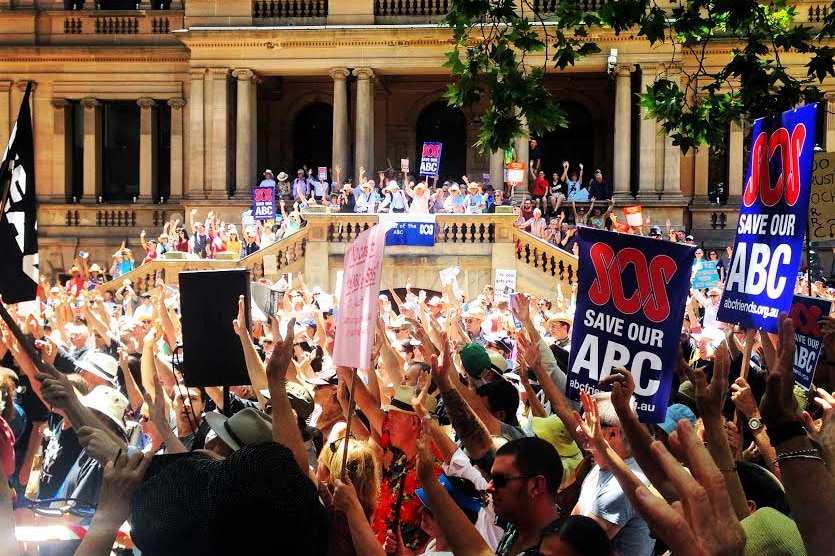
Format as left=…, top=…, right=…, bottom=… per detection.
left=0, top=81, right=39, bottom=304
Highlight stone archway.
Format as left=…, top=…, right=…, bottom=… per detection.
left=536, top=100, right=595, bottom=179
left=415, top=101, right=467, bottom=183
left=292, top=101, right=333, bottom=172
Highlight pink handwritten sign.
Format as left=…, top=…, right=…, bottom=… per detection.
left=333, top=224, right=389, bottom=368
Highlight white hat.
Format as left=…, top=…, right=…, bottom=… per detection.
left=204, top=408, right=273, bottom=452
left=75, top=352, right=119, bottom=384
left=385, top=183, right=399, bottom=192
left=80, top=385, right=128, bottom=434
left=277, top=171, right=289, bottom=181
left=264, top=169, right=273, bottom=175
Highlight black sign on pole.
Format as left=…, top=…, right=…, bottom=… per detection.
left=179, top=269, right=251, bottom=388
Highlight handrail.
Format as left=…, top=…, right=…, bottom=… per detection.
left=510, top=227, right=579, bottom=285
left=98, top=227, right=309, bottom=293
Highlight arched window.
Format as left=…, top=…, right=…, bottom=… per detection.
left=535, top=101, right=595, bottom=179
left=292, top=102, right=333, bottom=173
left=415, top=101, right=466, bottom=183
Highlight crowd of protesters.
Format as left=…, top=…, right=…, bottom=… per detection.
left=0, top=247, right=833, bottom=556
left=0, top=138, right=833, bottom=555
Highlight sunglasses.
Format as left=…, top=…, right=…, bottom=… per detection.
left=490, top=474, right=533, bottom=488
left=24, top=498, right=97, bottom=519
left=709, top=293, right=720, bottom=298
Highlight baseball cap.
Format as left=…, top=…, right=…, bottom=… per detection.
left=657, top=403, right=697, bottom=435
left=415, top=474, right=481, bottom=516
left=304, top=369, right=338, bottom=386
left=459, top=343, right=493, bottom=379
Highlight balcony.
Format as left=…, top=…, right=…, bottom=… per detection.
left=252, top=0, right=327, bottom=26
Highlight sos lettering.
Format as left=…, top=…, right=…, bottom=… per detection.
left=422, top=143, right=442, bottom=158
left=790, top=302, right=823, bottom=336
left=587, top=244, right=676, bottom=323
left=743, top=124, right=807, bottom=208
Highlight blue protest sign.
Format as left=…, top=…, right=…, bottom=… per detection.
left=379, top=213, right=436, bottom=246
left=568, top=228, right=695, bottom=423
left=692, top=261, right=721, bottom=290
left=718, top=104, right=817, bottom=332
left=419, top=142, right=443, bottom=178
left=252, top=186, right=275, bottom=220
left=789, top=295, right=832, bottom=390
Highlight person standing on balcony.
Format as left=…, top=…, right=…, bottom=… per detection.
left=405, top=180, right=432, bottom=213
left=356, top=181, right=379, bottom=214
left=293, top=168, right=312, bottom=201
left=276, top=171, right=293, bottom=202
left=443, top=184, right=466, bottom=213
left=529, top=168, right=549, bottom=211
left=462, top=180, right=486, bottom=214
left=259, top=169, right=277, bottom=189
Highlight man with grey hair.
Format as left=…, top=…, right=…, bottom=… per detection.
left=572, top=391, right=655, bottom=556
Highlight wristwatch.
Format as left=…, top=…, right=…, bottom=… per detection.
left=748, top=417, right=763, bottom=431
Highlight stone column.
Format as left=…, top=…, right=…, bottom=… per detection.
left=489, top=149, right=505, bottom=190
left=187, top=68, right=206, bottom=199
left=137, top=98, right=157, bottom=201
left=728, top=121, right=744, bottom=202
left=80, top=98, right=101, bottom=201
left=826, top=92, right=835, bottom=153
left=0, top=81, right=10, bottom=151
left=514, top=132, right=529, bottom=193
left=638, top=64, right=657, bottom=197
left=693, top=146, right=709, bottom=202
left=661, top=136, right=683, bottom=199
left=330, top=68, right=350, bottom=180
left=51, top=99, right=72, bottom=201
left=232, top=68, right=255, bottom=194
left=613, top=65, right=632, bottom=198
left=168, top=98, right=185, bottom=200
left=353, top=67, right=375, bottom=180
left=207, top=68, right=230, bottom=199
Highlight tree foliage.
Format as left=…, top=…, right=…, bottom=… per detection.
left=442, top=0, right=835, bottom=155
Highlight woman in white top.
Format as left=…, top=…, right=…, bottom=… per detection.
left=406, top=180, right=432, bottom=213
left=515, top=208, right=548, bottom=239
left=355, top=182, right=379, bottom=213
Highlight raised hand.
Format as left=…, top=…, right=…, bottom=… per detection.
left=601, top=366, right=635, bottom=415
left=429, top=332, right=452, bottom=390
left=632, top=421, right=746, bottom=556
left=411, top=372, right=432, bottom=420
left=730, top=377, right=759, bottom=418
left=232, top=295, right=248, bottom=337
left=77, top=426, right=125, bottom=466
left=573, top=389, right=608, bottom=452
left=266, top=317, right=296, bottom=388
left=759, top=314, right=797, bottom=426
left=695, top=342, right=729, bottom=421
left=95, top=451, right=153, bottom=527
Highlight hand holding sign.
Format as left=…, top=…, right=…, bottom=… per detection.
left=759, top=314, right=797, bottom=426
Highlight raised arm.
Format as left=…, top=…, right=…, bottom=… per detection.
left=336, top=365, right=385, bottom=437
left=761, top=315, right=835, bottom=556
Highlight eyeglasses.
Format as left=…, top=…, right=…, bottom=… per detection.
left=23, top=498, right=97, bottom=518
left=262, top=340, right=274, bottom=345
left=490, top=474, right=533, bottom=488
left=709, top=294, right=720, bottom=298
left=464, top=318, right=477, bottom=324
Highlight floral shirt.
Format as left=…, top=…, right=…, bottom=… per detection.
left=371, top=413, right=443, bottom=552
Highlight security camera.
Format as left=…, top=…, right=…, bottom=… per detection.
left=607, top=48, right=618, bottom=76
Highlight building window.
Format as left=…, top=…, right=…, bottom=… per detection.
left=70, top=101, right=84, bottom=202
left=156, top=101, right=171, bottom=200
left=102, top=101, right=140, bottom=201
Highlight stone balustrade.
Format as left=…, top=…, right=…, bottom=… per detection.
left=36, top=8, right=184, bottom=45
left=90, top=213, right=577, bottom=301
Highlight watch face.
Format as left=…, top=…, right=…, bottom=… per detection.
left=748, top=418, right=761, bottom=430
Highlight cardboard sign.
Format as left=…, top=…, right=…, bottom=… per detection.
left=790, top=295, right=832, bottom=390
left=507, top=162, right=526, bottom=184
left=401, top=158, right=410, bottom=173
left=494, top=269, right=517, bottom=302
left=482, top=173, right=491, bottom=186
left=809, top=152, right=835, bottom=241
left=568, top=228, right=695, bottom=423
left=691, top=261, right=721, bottom=290
left=318, top=167, right=328, bottom=181
left=624, top=205, right=643, bottom=228
left=419, top=142, right=443, bottom=178
left=333, top=224, right=391, bottom=368
left=717, top=104, right=817, bottom=332
left=252, top=186, right=276, bottom=220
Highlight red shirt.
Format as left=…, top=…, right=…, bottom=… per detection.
left=533, top=176, right=549, bottom=196
left=371, top=413, right=443, bottom=552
